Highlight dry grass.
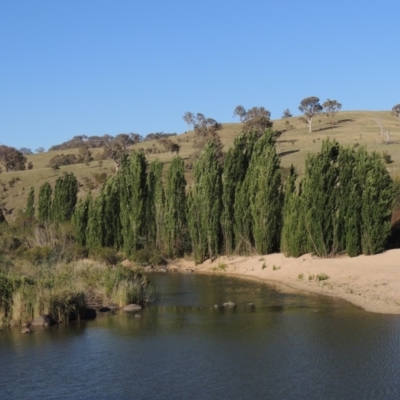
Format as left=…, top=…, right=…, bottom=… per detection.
left=2, top=110, right=400, bottom=217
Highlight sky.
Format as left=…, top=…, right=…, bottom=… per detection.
left=1, top=0, right=399, bottom=151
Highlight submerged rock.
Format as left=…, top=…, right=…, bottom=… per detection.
left=21, top=327, right=31, bottom=334
left=123, top=304, right=142, bottom=312
left=135, top=314, right=142, bottom=319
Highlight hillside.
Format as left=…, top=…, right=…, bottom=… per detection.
left=1, top=110, right=400, bottom=216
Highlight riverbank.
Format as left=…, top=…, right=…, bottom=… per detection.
left=169, top=249, right=400, bottom=314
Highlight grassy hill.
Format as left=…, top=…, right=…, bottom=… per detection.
left=2, top=110, right=400, bottom=217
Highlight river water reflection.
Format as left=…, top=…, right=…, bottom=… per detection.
left=1, top=273, right=400, bottom=399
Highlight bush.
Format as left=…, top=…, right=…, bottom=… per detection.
left=89, top=247, right=121, bottom=265
left=23, top=246, right=54, bottom=266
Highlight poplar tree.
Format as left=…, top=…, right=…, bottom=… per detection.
left=302, top=139, right=340, bottom=257
left=246, top=130, right=282, bottom=254
left=360, top=151, right=393, bottom=254
left=187, top=140, right=222, bottom=264
left=51, top=173, right=78, bottom=222
left=145, top=159, right=164, bottom=250
left=102, top=178, right=122, bottom=249
left=86, top=194, right=105, bottom=249
left=73, top=195, right=90, bottom=246
left=281, top=166, right=306, bottom=257
left=164, top=155, right=188, bottom=258
left=118, top=151, right=147, bottom=254
left=25, top=186, right=35, bottom=218
left=38, top=182, right=52, bottom=222
left=221, top=133, right=253, bottom=254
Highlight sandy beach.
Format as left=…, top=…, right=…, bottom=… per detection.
left=170, top=249, right=400, bottom=314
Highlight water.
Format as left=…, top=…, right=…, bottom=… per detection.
left=1, top=273, right=400, bottom=399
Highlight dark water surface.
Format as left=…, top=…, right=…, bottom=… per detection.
left=1, top=273, right=400, bottom=399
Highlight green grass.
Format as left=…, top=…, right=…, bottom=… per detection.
left=2, top=110, right=400, bottom=217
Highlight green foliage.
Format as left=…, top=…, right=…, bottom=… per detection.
left=302, top=139, right=340, bottom=257
left=221, top=133, right=253, bottom=254
left=38, top=182, right=52, bottom=221
left=73, top=196, right=90, bottom=246
left=164, top=155, right=189, bottom=258
left=145, top=159, right=164, bottom=250
left=86, top=194, right=105, bottom=249
left=118, top=151, right=147, bottom=254
left=88, top=247, right=121, bottom=265
left=187, top=140, right=222, bottom=264
left=281, top=166, right=306, bottom=257
left=51, top=173, right=78, bottom=222
left=247, top=130, right=282, bottom=254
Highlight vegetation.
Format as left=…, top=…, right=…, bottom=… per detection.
left=0, top=107, right=399, bottom=326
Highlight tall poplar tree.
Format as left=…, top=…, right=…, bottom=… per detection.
left=221, top=133, right=255, bottom=254
left=302, top=139, right=340, bottom=257
left=187, top=141, right=222, bottom=264
left=145, top=159, right=164, bottom=250
left=38, top=182, right=52, bottom=222
left=246, top=130, right=282, bottom=254
left=102, top=178, right=122, bottom=249
left=118, top=151, right=147, bottom=254
left=360, top=151, right=393, bottom=255
left=51, top=173, right=78, bottom=222
left=73, top=195, right=90, bottom=246
left=86, top=194, right=105, bottom=249
left=164, top=155, right=188, bottom=258
left=281, top=166, right=306, bottom=257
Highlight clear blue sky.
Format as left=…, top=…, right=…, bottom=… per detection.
left=1, top=0, right=399, bottom=151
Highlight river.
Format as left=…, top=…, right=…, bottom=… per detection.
left=1, top=273, right=400, bottom=399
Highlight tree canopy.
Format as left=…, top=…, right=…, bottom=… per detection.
left=298, top=97, right=322, bottom=133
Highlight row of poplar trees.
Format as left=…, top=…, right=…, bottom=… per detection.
left=26, top=130, right=394, bottom=264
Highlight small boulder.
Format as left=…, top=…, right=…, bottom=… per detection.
left=134, top=314, right=142, bottom=319
left=222, top=301, right=236, bottom=308
left=213, top=304, right=219, bottom=309
left=21, top=327, right=31, bottom=334
left=123, top=304, right=142, bottom=312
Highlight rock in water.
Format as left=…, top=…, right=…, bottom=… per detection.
left=122, top=304, right=142, bottom=312
left=222, top=301, right=236, bottom=308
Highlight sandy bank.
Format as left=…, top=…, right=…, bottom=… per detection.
left=170, top=250, right=400, bottom=314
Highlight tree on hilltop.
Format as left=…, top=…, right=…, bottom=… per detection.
left=282, top=109, right=292, bottom=119
left=233, top=106, right=273, bottom=135
left=322, top=99, right=342, bottom=126
left=298, top=97, right=322, bottom=133
left=183, top=112, right=195, bottom=132
left=391, top=104, right=400, bottom=121
left=0, top=145, right=27, bottom=172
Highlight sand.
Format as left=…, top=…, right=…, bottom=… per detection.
left=170, top=250, right=400, bottom=314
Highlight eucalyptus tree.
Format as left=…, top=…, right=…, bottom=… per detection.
left=322, top=99, right=342, bottom=126
left=299, top=96, right=323, bottom=133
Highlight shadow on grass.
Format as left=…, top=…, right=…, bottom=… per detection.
left=278, top=150, right=300, bottom=158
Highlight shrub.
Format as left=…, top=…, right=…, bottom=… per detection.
left=23, top=246, right=54, bottom=266
left=89, top=247, right=121, bottom=265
